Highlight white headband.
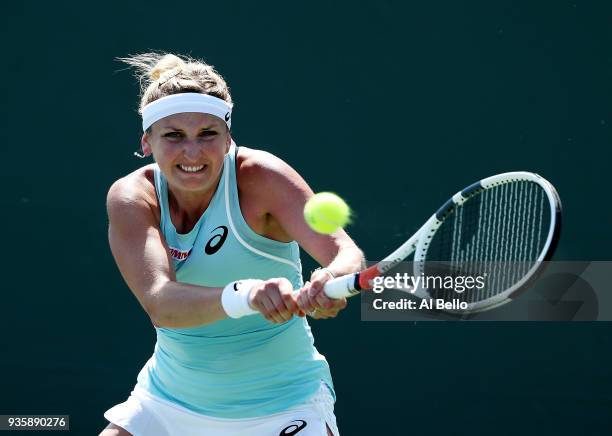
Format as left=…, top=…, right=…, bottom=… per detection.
left=141, top=93, right=233, bottom=131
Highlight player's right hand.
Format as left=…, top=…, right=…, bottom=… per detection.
left=248, top=278, right=304, bottom=323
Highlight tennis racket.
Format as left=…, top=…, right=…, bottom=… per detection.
left=323, top=171, right=562, bottom=314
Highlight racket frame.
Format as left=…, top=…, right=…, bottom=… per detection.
left=412, top=171, right=562, bottom=312
left=323, top=171, right=562, bottom=314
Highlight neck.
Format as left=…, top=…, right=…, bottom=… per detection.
left=166, top=173, right=223, bottom=232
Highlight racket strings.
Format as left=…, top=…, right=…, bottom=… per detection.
left=424, top=181, right=551, bottom=305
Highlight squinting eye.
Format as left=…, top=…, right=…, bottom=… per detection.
left=164, top=132, right=182, bottom=138
left=200, top=131, right=217, bottom=137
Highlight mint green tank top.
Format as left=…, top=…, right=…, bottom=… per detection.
left=135, top=142, right=334, bottom=418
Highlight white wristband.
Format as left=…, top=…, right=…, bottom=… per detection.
left=221, top=279, right=262, bottom=319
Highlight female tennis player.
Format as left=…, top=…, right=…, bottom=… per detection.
left=100, top=52, right=364, bottom=436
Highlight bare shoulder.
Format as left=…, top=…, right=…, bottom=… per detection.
left=107, top=164, right=160, bottom=222
left=236, top=146, right=304, bottom=195
left=235, top=146, right=311, bottom=241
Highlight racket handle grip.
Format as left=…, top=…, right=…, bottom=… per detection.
left=323, top=273, right=361, bottom=299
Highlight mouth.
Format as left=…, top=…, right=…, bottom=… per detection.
left=177, top=164, right=207, bottom=174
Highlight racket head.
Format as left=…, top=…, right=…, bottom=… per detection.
left=412, top=171, right=562, bottom=313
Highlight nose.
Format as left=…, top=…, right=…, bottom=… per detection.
left=182, top=139, right=203, bottom=162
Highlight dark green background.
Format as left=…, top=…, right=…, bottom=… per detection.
left=2, top=1, right=611, bottom=435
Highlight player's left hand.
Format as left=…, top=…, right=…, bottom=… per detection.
left=297, top=269, right=347, bottom=319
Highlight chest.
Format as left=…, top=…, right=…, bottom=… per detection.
left=164, top=210, right=263, bottom=286
left=168, top=187, right=289, bottom=242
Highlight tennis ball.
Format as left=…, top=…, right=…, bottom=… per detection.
left=304, top=192, right=351, bottom=234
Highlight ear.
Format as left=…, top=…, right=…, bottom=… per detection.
left=140, top=132, right=153, bottom=157
left=225, top=132, right=232, bottom=153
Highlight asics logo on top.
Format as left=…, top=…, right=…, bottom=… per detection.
left=205, top=226, right=229, bottom=255
left=279, top=420, right=308, bottom=435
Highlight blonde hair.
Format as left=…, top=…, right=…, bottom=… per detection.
left=118, top=52, right=233, bottom=118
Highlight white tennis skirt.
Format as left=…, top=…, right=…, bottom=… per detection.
left=104, top=382, right=339, bottom=436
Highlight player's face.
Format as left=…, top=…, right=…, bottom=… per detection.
left=144, top=113, right=231, bottom=193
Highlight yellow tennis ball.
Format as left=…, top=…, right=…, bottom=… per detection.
left=304, top=192, right=351, bottom=234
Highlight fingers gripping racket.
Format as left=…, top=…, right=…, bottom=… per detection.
left=323, top=171, right=562, bottom=314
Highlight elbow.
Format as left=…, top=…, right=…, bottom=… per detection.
left=141, top=282, right=171, bottom=328
left=148, top=311, right=179, bottom=329
left=143, top=283, right=207, bottom=329
left=146, top=299, right=178, bottom=328
left=143, top=292, right=164, bottom=327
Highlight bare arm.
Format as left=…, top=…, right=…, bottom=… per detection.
left=106, top=177, right=227, bottom=328
left=239, top=150, right=365, bottom=316
left=240, top=150, right=365, bottom=277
